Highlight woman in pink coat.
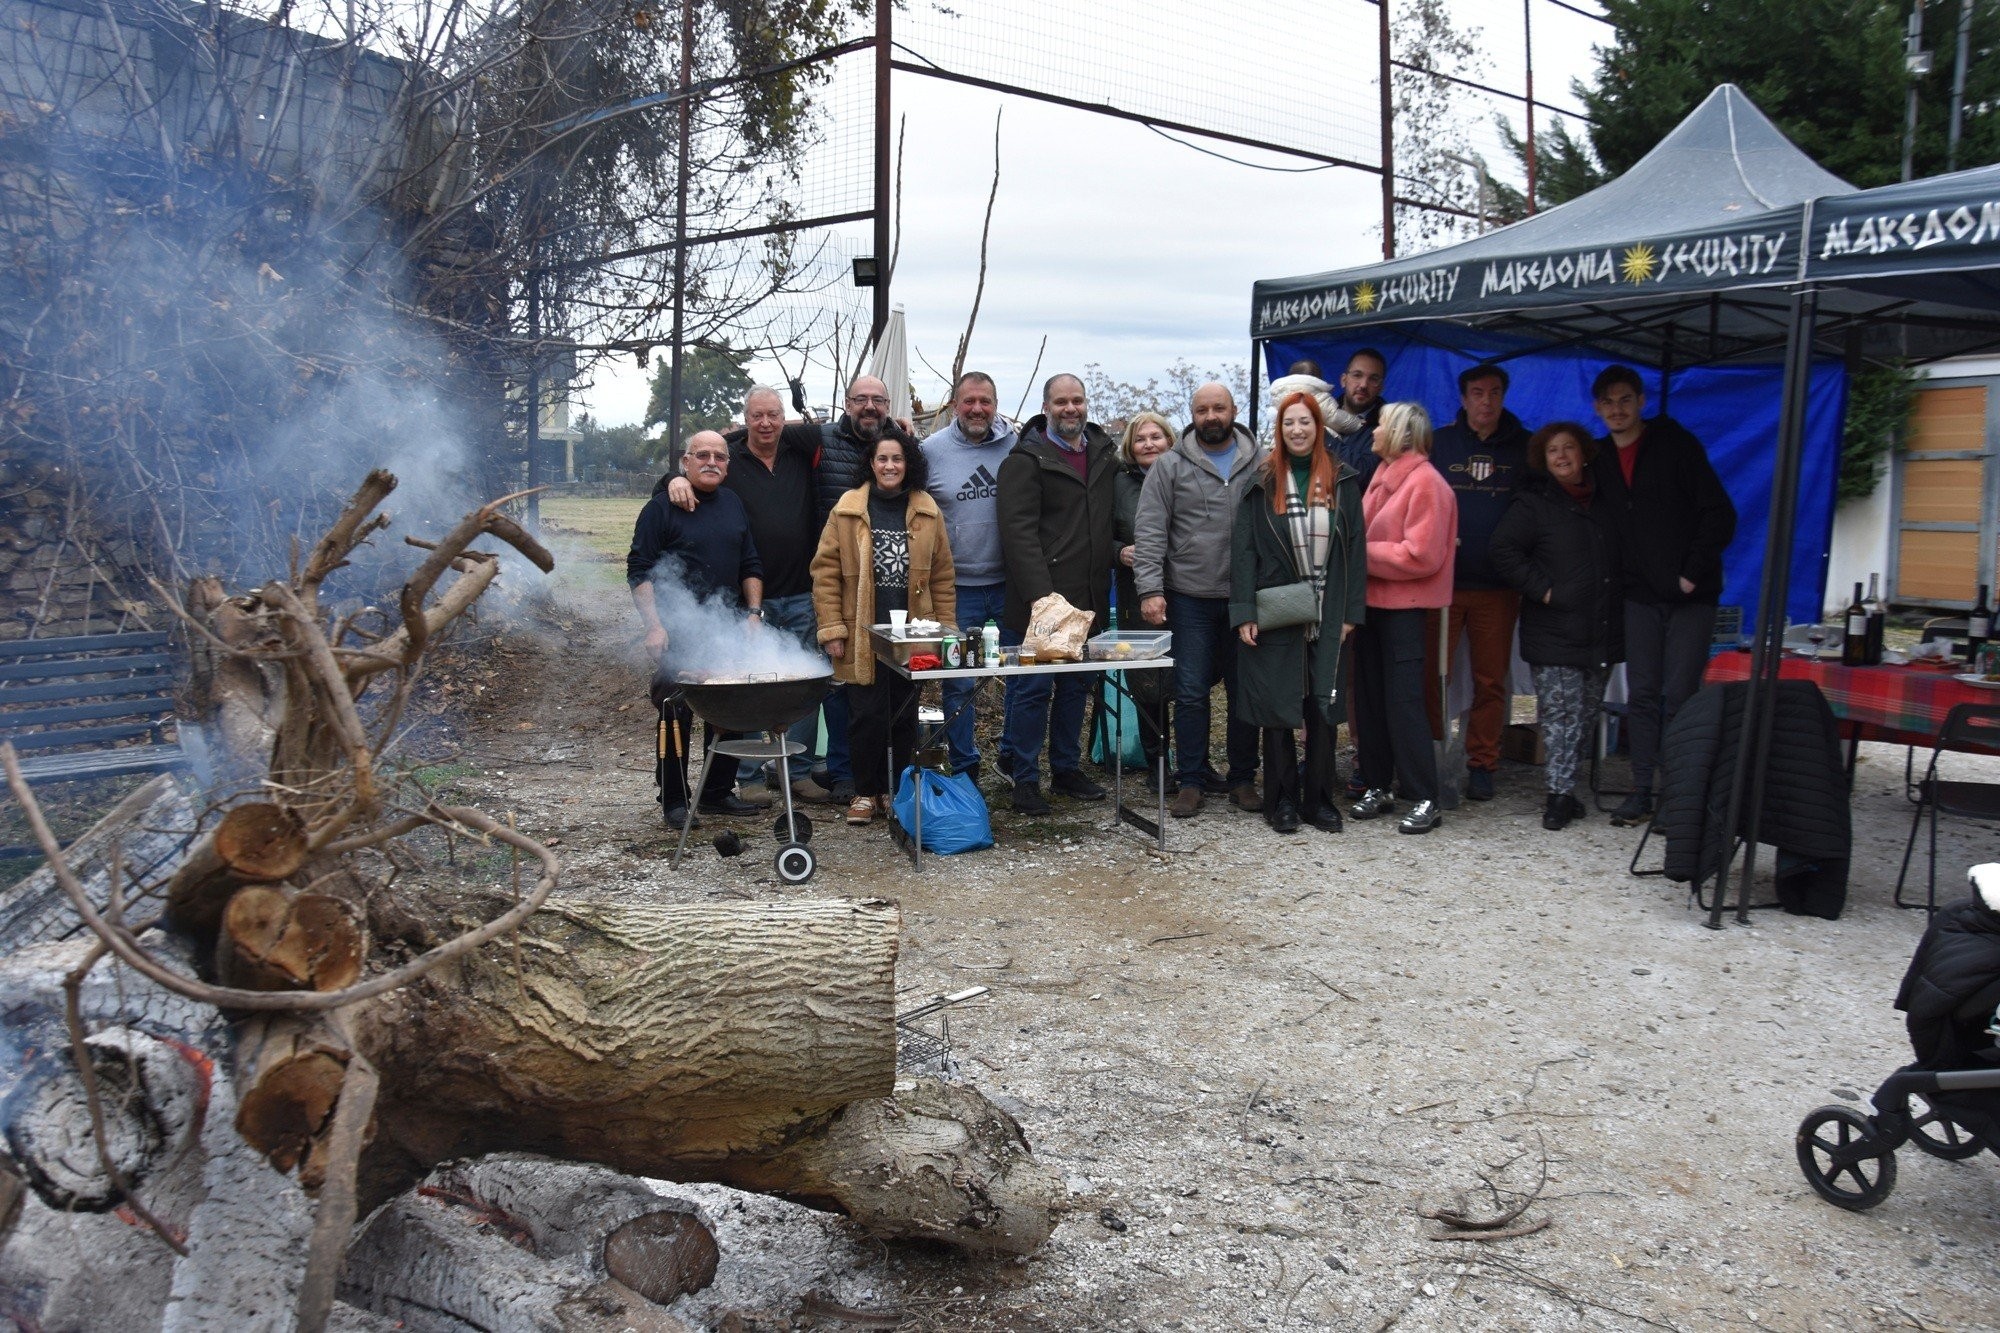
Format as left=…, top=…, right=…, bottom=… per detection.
left=1349, top=402, right=1458, bottom=834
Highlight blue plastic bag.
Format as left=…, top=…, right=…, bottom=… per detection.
left=891, top=767, right=994, bottom=854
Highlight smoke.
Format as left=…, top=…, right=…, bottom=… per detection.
left=642, top=554, right=830, bottom=680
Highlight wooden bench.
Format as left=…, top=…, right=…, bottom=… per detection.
left=0, top=631, right=188, bottom=792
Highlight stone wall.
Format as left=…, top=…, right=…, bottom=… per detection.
left=0, top=456, right=156, bottom=642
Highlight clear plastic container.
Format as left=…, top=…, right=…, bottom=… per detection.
left=1086, top=630, right=1172, bottom=660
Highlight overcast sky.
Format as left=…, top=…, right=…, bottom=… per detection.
left=576, top=0, right=1607, bottom=430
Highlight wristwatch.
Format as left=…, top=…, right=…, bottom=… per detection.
left=746, top=606, right=765, bottom=619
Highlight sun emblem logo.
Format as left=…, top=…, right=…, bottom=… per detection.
left=1620, top=244, right=1658, bottom=284
left=1354, top=281, right=1378, bottom=313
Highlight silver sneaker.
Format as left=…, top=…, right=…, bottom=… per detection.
left=1396, top=800, right=1442, bottom=834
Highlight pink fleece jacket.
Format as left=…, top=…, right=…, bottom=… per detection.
left=1362, top=449, right=1458, bottom=609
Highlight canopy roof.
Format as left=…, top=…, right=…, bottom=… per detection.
left=1254, top=88, right=2000, bottom=368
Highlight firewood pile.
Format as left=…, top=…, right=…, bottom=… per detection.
left=0, top=472, right=1062, bottom=1331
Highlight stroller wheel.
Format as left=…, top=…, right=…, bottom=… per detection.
left=1797, top=1105, right=1898, bottom=1210
left=1905, top=1091, right=1986, bottom=1161
left=774, top=843, right=816, bottom=885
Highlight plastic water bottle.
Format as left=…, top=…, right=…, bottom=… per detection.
left=983, top=620, right=1000, bottom=670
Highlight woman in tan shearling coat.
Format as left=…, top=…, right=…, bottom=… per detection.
left=811, top=435, right=956, bottom=823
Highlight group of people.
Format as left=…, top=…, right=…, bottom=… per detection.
left=628, top=349, right=1737, bottom=839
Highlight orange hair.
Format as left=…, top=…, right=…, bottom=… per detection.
left=1265, top=391, right=1335, bottom=515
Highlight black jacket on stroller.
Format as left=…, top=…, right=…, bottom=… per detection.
left=1897, top=893, right=2000, bottom=1066
left=1655, top=679, right=1851, bottom=918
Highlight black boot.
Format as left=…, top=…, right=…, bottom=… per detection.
left=1542, top=791, right=1574, bottom=830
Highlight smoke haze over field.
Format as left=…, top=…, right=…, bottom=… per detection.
left=641, top=554, right=831, bottom=681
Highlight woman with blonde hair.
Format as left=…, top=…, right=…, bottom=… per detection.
left=1349, top=401, right=1457, bottom=834
left=1230, top=392, right=1366, bottom=833
left=1112, top=411, right=1177, bottom=779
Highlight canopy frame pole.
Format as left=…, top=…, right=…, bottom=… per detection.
left=1248, top=340, right=1262, bottom=439
left=1710, top=284, right=1820, bottom=930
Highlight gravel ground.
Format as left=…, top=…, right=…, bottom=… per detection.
left=421, top=603, right=2000, bottom=1333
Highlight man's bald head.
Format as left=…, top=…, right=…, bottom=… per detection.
left=1191, top=382, right=1237, bottom=446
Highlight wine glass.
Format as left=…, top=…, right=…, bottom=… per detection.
left=1805, top=623, right=1828, bottom=657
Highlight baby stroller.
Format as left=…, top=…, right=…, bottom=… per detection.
left=1795, top=863, right=2000, bottom=1210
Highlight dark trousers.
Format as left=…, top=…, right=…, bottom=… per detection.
left=1167, top=591, right=1259, bottom=790
left=848, top=671, right=918, bottom=800
left=1424, top=587, right=1521, bottom=772
left=1263, top=703, right=1337, bottom=815
left=1354, top=607, right=1439, bottom=804
left=659, top=700, right=738, bottom=810
left=1623, top=599, right=1717, bottom=790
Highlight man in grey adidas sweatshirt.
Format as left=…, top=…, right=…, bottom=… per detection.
left=922, top=371, right=1021, bottom=780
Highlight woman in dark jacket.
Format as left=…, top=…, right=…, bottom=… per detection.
left=1231, top=392, right=1367, bottom=834
left=1491, top=422, right=1623, bottom=831
left=1114, top=412, right=1176, bottom=779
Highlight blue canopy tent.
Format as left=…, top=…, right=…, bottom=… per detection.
left=1250, top=86, right=2000, bottom=925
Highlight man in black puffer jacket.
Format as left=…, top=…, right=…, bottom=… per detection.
left=1589, top=365, right=1737, bottom=828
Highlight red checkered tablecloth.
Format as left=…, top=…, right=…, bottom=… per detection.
left=1705, top=651, right=1999, bottom=751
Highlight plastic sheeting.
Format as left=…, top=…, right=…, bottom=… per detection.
left=1263, top=324, right=1845, bottom=628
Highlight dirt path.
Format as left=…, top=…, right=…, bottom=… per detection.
left=427, top=609, right=2000, bottom=1333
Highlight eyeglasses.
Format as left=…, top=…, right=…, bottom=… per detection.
left=849, top=394, right=890, bottom=406
left=687, top=451, right=728, bottom=463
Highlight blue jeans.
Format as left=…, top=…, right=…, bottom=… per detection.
left=821, top=681, right=852, bottom=784
left=1168, top=591, right=1259, bottom=791
left=943, top=583, right=1017, bottom=775
left=743, top=592, right=819, bottom=783
left=1007, top=670, right=1090, bottom=787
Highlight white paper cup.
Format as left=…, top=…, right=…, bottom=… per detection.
left=889, top=609, right=908, bottom=633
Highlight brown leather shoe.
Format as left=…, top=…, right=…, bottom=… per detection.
left=1229, top=783, right=1262, bottom=812
left=1170, top=786, right=1204, bottom=819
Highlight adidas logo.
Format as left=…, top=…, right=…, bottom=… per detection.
left=956, top=465, right=999, bottom=502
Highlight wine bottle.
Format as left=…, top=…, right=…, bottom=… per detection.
left=1862, top=572, right=1885, bottom=665
left=1842, top=581, right=1869, bottom=667
left=1970, top=583, right=1993, bottom=660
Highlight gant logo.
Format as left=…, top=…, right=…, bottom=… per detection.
left=1451, top=455, right=1500, bottom=483
left=957, top=465, right=999, bottom=502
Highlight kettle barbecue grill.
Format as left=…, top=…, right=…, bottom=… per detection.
left=657, top=671, right=832, bottom=884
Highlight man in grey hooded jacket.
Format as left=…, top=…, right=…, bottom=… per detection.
left=922, top=371, right=1019, bottom=781
left=1134, top=382, right=1265, bottom=816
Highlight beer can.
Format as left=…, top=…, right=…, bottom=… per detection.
left=942, top=634, right=961, bottom=668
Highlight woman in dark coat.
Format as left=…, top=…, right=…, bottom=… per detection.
left=1231, top=392, right=1367, bottom=834
left=1490, top=421, right=1624, bottom=831
left=1114, top=412, right=1176, bottom=779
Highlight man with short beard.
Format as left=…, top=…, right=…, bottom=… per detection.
left=996, top=373, right=1118, bottom=815
left=628, top=430, right=765, bottom=826
left=1134, top=382, right=1265, bottom=817
left=1330, top=348, right=1388, bottom=486
left=922, top=371, right=1020, bottom=784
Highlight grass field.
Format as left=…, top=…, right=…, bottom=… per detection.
left=539, top=494, right=648, bottom=598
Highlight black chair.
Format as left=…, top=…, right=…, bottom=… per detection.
left=1895, top=704, right=2000, bottom=913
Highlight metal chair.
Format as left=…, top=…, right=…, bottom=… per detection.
left=1894, top=704, right=2000, bottom=913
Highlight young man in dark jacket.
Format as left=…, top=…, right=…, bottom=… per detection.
left=1428, top=362, right=1531, bottom=801
left=996, top=373, right=1119, bottom=814
left=1588, top=365, right=1737, bottom=826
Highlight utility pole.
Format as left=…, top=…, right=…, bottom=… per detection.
left=1948, top=0, right=1974, bottom=171
left=871, top=0, right=892, bottom=347
left=1903, top=0, right=1930, bottom=182
left=666, top=0, right=693, bottom=467
left=1378, top=0, right=1395, bottom=258
left=1523, top=0, right=1537, bottom=213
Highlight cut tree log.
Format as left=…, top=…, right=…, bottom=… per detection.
left=435, top=1155, right=719, bottom=1303
left=341, top=1192, right=697, bottom=1333
left=232, top=1013, right=352, bottom=1182
left=216, top=887, right=366, bottom=993
left=164, top=802, right=310, bottom=941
